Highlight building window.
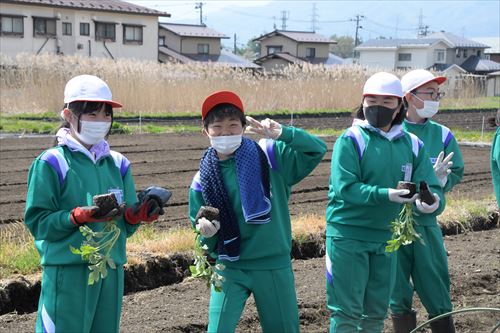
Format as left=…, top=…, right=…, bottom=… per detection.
left=477, top=50, right=481, bottom=57
left=267, top=45, right=282, bottom=54
left=33, top=17, right=56, bottom=37
left=436, top=50, right=445, bottom=63
left=197, top=43, right=209, bottom=54
left=306, top=47, right=316, bottom=58
left=398, top=53, right=412, bottom=61
left=95, top=22, right=116, bottom=41
left=463, top=49, right=468, bottom=58
left=159, top=36, right=165, bottom=46
left=456, top=49, right=460, bottom=58
left=62, top=22, right=72, bottom=36
left=80, top=22, right=89, bottom=36
left=0, top=15, right=24, bottom=36
left=123, top=25, right=143, bottom=44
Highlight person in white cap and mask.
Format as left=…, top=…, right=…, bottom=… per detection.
left=24, top=75, right=168, bottom=333
left=325, top=72, right=445, bottom=333
left=389, top=70, right=464, bottom=333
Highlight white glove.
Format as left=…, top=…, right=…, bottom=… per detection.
left=388, top=188, right=418, bottom=204
left=245, top=116, right=283, bottom=140
left=433, top=151, right=454, bottom=188
left=195, top=217, right=220, bottom=238
left=415, top=193, right=440, bottom=214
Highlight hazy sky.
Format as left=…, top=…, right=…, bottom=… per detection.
left=129, top=0, right=499, bottom=49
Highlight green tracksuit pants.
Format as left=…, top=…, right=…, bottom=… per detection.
left=326, top=237, right=397, bottom=333
left=389, top=225, right=452, bottom=317
left=207, top=265, right=299, bottom=333
left=35, top=264, right=124, bottom=333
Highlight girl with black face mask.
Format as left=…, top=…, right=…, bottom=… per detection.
left=325, top=72, right=445, bottom=333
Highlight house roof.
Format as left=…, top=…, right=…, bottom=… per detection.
left=429, top=63, right=467, bottom=74
left=254, top=52, right=307, bottom=65
left=159, top=23, right=228, bottom=39
left=159, top=46, right=259, bottom=69
left=188, top=49, right=260, bottom=68
left=1, top=0, right=170, bottom=17
left=159, top=46, right=194, bottom=64
left=423, top=32, right=489, bottom=49
left=356, top=38, right=442, bottom=49
left=487, top=70, right=500, bottom=77
left=461, top=55, right=500, bottom=73
left=470, top=37, right=500, bottom=54
left=253, top=30, right=335, bottom=44
left=309, top=53, right=346, bottom=66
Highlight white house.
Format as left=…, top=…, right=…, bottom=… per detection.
left=355, top=32, right=490, bottom=72
left=0, top=0, right=169, bottom=61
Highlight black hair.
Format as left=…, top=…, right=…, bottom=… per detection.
left=203, top=103, right=246, bottom=129
left=54, top=101, right=113, bottom=146
left=352, top=97, right=406, bottom=126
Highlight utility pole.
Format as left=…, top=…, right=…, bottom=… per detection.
left=234, top=33, right=237, bottom=54
left=417, top=9, right=429, bottom=37
left=310, top=3, right=319, bottom=32
left=351, top=14, right=364, bottom=46
left=280, top=10, right=289, bottom=30
left=195, top=2, right=204, bottom=25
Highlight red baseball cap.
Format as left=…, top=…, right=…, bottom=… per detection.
left=201, top=90, right=244, bottom=120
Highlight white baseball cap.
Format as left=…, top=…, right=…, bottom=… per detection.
left=363, top=72, right=403, bottom=98
left=401, top=69, right=446, bottom=94
left=64, top=74, right=122, bottom=108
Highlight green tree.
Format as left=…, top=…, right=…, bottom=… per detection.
left=236, top=37, right=261, bottom=60
left=330, top=34, right=355, bottom=58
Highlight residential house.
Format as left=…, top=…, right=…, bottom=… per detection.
left=355, top=32, right=491, bottom=72
left=158, top=23, right=259, bottom=69
left=0, top=0, right=169, bottom=61
left=471, top=37, right=500, bottom=63
left=252, top=30, right=338, bottom=71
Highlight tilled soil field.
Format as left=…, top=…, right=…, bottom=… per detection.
left=0, top=111, right=498, bottom=332
left=1, top=229, right=499, bottom=332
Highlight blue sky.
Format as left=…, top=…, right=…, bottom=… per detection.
left=129, top=0, right=499, bottom=49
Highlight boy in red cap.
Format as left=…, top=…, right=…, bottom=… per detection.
left=189, top=90, right=327, bottom=332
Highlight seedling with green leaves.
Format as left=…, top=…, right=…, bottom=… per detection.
left=70, top=222, right=120, bottom=285
left=386, top=203, right=423, bottom=252
left=189, top=233, right=225, bottom=292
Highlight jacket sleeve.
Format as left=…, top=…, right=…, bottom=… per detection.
left=329, top=132, right=390, bottom=206
left=491, top=128, right=500, bottom=207
left=443, top=133, right=464, bottom=193
left=272, top=126, right=327, bottom=186
left=189, top=175, right=218, bottom=254
left=24, top=158, right=75, bottom=241
left=411, top=141, right=446, bottom=216
left=122, top=166, right=140, bottom=237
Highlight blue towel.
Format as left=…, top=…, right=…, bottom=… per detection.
left=200, top=137, right=271, bottom=261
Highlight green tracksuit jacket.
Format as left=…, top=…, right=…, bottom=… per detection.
left=492, top=127, right=500, bottom=207
left=24, top=130, right=139, bottom=333
left=325, top=121, right=444, bottom=333
left=189, top=126, right=327, bottom=332
left=389, top=119, right=464, bottom=317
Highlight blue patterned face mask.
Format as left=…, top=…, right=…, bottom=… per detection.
left=209, top=134, right=242, bottom=155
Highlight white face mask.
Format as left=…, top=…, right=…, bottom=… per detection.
left=72, top=120, right=111, bottom=145
left=412, top=94, right=440, bottom=118
left=209, top=134, right=242, bottom=155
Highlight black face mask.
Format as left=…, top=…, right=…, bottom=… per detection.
left=363, top=105, right=398, bottom=128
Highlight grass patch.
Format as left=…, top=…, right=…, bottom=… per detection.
left=127, top=225, right=195, bottom=255
left=0, top=224, right=40, bottom=279
left=438, top=196, right=494, bottom=230
left=0, top=118, right=58, bottom=134
left=450, top=128, right=494, bottom=143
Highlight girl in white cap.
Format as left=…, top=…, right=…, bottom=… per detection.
left=24, top=75, right=168, bottom=333
left=389, top=69, right=464, bottom=333
left=325, top=72, right=444, bottom=332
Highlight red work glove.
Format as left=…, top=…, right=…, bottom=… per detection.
left=125, top=198, right=161, bottom=225
left=70, top=206, right=119, bottom=225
